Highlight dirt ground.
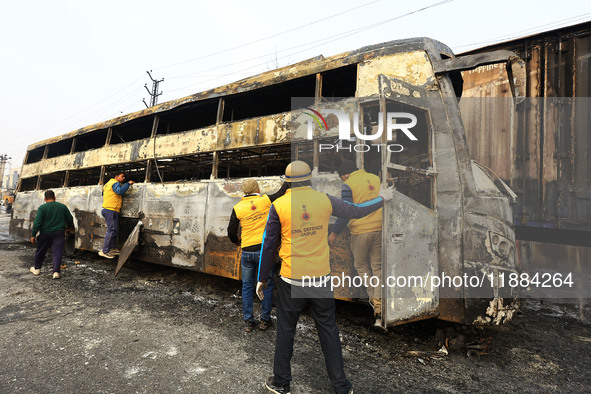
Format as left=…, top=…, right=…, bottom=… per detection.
left=1, top=209, right=590, bottom=393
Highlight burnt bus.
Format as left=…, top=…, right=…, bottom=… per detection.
left=10, top=38, right=524, bottom=326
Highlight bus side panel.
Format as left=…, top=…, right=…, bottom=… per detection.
left=383, top=190, right=439, bottom=325
left=203, top=181, right=243, bottom=280
left=137, top=183, right=209, bottom=272
left=9, top=191, right=44, bottom=240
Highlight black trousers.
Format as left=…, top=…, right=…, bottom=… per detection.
left=33, top=230, right=65, bottom=273
left=273, top=278, right=352, bottom=393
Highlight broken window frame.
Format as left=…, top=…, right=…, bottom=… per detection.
left=17, top=63, right=361, bottom=191
left=355, top=98, right=435, bottom=210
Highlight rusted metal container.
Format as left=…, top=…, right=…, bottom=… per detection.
left=460, top=23, right=591, bottom=306
left=461, top=21, right=591, bottom=240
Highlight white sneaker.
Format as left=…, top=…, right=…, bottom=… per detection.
left=98, top=250, right=115, bottom=259
left=374, top=315, right=383, bottom=328
left=53, top=272, right=61, bottom=279
left=30, top=267, right=41, bottom=275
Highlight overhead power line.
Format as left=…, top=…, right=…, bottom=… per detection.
left=455, top=13, right=591, bottom=51
left=166, top=0, right=453, bottom=94
left=8, top=76, right=144, bottom=142
left=154, top=0, right=382, bottom=71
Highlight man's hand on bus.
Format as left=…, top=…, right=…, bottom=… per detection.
left=128, top=181, right=135, bottom=185
left=328, top=232, right=337, bottom=246
left=256, top=281, right=267, bottom=300
left=379, top=185, right=395, bottom=202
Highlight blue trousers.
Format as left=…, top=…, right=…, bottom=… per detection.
left=101, top=208, right=119, bottom=253
left=34, top=230, right=65, bottom=273
left=241, top=250, right=274, bottom=322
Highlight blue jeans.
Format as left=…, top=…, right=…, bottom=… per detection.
left=101, top=208, right=119, bottom=253
left=241, top=250, right=274, bottom=322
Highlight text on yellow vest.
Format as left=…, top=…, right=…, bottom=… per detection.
left=233, top=194, right=272, bottom=248
left=272, top=186, right=333, bottom=280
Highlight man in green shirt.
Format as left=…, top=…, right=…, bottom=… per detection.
left=30, top=190, right=74, bottom=279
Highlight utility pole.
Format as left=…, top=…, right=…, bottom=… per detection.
left=143, top=70, right=164, bottom=108
left=0, top=154, right=10, bottom=190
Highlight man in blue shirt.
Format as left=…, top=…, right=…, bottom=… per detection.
left=100, top=172, right=135, bottom=259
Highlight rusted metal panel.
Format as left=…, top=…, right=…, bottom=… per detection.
left=383, top=190, right=439, bottom=324
left=115, top=220, right=142, bottom=276
left=9, top=190, right=43, bottom=239
left=358, top=51, right=434, bottom=97
left=10, top=187, right=98, bottom=247
left=434, top=50, right=520, bottom=74
left=219, top=113, right=291, bottom=150
left=431, top=46, right=513, bottom=325
left=137, top=182, right=208, bottom=270
left=461, top=23, right=591, bottom=237
left=202, top=181, right=246, bottom=279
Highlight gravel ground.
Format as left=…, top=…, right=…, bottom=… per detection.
left=1, top=209, right=590, bottom=393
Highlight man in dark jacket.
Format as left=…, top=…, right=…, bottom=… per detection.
left=256, top=161, right=392, bottom=394
left=30, top=190, right=74, bottom=279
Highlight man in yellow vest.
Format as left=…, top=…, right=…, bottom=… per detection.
left=329, top=160, right=383, bottom=327
left=228, top=179, right=288, bottom=332
left=256, top=161, right=392, bottom=394
left=99, top=172, right=135, bottom=259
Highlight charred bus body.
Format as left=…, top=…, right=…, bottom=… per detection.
left=10, top=38, right=523, bottom=326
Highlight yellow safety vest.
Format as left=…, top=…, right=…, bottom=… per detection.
left=273, top=186, right=333, bottom=280
left=102, top=178, right=123, bottom=212
left=233, top=194, right=272, bottom=248
left=345, top=170, right=382, bottom=235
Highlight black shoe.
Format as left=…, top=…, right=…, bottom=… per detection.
left=265, top=375, right=291, bottom=394
left=245, top=320, right=255, bottom=333
left=259, top=319, right=272, bottom=331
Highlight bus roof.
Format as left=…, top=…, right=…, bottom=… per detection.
left=27, top=37, right=452, bottom=151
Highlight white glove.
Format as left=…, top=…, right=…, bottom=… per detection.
left=379, top=185, right=394, bottom=202
left=256, top=282, right=266, bottom=300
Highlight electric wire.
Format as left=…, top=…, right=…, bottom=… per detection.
left=455, top=13, right=591, bottom=51
left=166, top=0, right=453, bottom=94
left=153, top=0, right=382, bottom=71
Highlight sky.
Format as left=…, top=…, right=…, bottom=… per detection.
left=1, top=0, right=589, bottom=174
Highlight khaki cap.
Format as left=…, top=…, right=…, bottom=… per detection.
left=241, top=179, right=260, bottom=195
left=285, top=161, right=312, bottom=182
